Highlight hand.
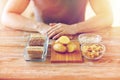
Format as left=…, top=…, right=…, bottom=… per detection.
left=47, top=23, right=77, bottom=39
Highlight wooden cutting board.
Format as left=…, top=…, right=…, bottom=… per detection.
left=51, top=41, right=83, bottom=63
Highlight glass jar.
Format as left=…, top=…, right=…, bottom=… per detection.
left=24, top=33, right=49, bottom=62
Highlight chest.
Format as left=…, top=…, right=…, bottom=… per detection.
left=33, top=0, right=86, bottom=10
left=32, top=0, right=88, bottom=24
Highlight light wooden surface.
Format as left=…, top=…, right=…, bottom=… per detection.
left=0, top=27, right=120, bottom=80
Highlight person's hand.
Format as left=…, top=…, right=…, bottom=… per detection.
left=47, top=23, right=77, bottom=39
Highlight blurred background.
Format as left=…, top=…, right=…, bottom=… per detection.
left=0, top=0, right=120, bottom=27
left=86, top=0, right=120, bottom=27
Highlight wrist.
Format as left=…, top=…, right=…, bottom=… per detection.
left=33, top=23, right=40, bottom=30
left=33, top=22, right=44, bottom=32
left=33, top=22, right=50, bottom=34
left=72, top=22, right=85, bottom=34
left=72, top=24, right=79, bottom=34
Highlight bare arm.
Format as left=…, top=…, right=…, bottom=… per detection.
left=74, top=0, right=113, bottom=33
left=47, top=0, right=113, bottom=39
left=1, top=0, right=49, bottom=32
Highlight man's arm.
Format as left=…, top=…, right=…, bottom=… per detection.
left=47, top=0, right=113, bottom=39
left=74, top=0, right=113, bottom=33
left=1, top=0, right=49, bottom=32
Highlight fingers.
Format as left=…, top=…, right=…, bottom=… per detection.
left=52, top=32, right=63, bottom=39
left=49, top=23, right=56, bottom=26
left=47, top=23, right=61, bottom=33
left=47, top=23, right=66, bottom=39
left=48, top=28, right=63, bottom=39
left=47, top=23, right=62, bottom=39
left=47, top=25, right=61, bottom=35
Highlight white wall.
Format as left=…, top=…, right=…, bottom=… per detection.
left=0, top=0, right=7, bottom=28
left=110, top=0, right=120, bottom=27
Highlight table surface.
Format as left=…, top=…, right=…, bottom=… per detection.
left=0, top=26, right=120, bottom=80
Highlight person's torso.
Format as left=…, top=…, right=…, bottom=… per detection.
left=32, top=0, right=88, bottom=24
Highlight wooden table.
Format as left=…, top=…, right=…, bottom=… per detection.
left=0, top=26, right=120, bottom=80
